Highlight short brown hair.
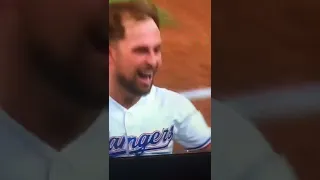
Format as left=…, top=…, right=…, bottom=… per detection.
left=109, top=0, right=160, bottom=43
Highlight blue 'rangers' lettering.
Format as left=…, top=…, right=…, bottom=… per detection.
left=109, top=125, right=174, bottom=157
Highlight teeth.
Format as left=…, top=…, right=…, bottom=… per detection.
left=138, top=71, right=153, bottom=79
left=141, top=72, right=152, bottom=76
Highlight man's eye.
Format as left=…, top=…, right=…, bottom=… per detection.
left=154, top=47, right=161, bottom=53
left=133, top=47, right=149, bottom=54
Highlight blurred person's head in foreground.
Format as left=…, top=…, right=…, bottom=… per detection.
left=0, top=0, right=108, bottom=110
left=0, top=0, right=108, bottom=149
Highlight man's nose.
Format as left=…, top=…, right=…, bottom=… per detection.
left=146, top=54, right=159, bottom=67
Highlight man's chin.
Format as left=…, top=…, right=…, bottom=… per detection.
left=134, top=85, right=153, bottom=96
left=140, top=90, right=151, bottom=96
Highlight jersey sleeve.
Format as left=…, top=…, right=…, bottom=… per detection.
left=172, top=94, right=211, bottom=151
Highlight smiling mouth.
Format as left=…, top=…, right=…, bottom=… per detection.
left=137, top=71, right=153, bottom=79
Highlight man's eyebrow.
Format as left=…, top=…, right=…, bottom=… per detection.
left=154, top=44, right=161, bottom=49
left=132, top=43, right=161, bottom=50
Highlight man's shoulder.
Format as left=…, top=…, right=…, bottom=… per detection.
left=149, top=86, right=196, bottom=114
left=151, top=85, right=188, bottom=101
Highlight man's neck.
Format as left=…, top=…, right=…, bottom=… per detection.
left=109, top=81, right=140, bottom=109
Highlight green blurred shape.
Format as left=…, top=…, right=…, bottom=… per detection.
left=109, top=0, right=176, bottom=27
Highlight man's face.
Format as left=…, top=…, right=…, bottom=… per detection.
left=109, top=17, right=162, bottom=96
left=18, top=0, right=108, bottom=108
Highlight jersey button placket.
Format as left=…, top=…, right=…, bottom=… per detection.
left=125, top=111, right=145, bottom=156
left=123, top=111, right=130, bottom=156
left=124, top=111, right=135, bottom=156
left=124, top=111, right=136, bottom=133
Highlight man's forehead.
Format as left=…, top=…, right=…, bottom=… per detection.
left=121, top=18, right=161, bottom=45
left=123, top=18, right=160, bottom=38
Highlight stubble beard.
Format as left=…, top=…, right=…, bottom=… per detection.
left=116, top=72, right=153, bottom=97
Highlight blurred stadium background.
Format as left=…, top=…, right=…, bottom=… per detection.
left=152, top=0, right=212, bottom=153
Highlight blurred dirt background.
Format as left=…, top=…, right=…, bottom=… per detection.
left=153, top=0, right=211, bottom=152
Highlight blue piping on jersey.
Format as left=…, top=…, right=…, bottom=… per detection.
left=185, top=137, right=211, bottom=151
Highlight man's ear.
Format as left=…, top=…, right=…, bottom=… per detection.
left=109, top=44, right=117, bottom=66
left=109, top=46, right=113, bottom=65
left=109, top=41, right=119, bottom=61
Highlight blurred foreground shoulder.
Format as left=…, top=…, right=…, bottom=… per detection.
left=212, top=99, right=297, bottom=180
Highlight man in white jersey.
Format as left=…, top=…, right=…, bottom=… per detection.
left=109, top=1, right=211, bottom=157
left=0, top=0, right=108, bottom=179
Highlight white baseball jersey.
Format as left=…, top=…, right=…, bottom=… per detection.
left=0, top=108, right=108, bottom=180
left=109, top=85, right=211, bottom=157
